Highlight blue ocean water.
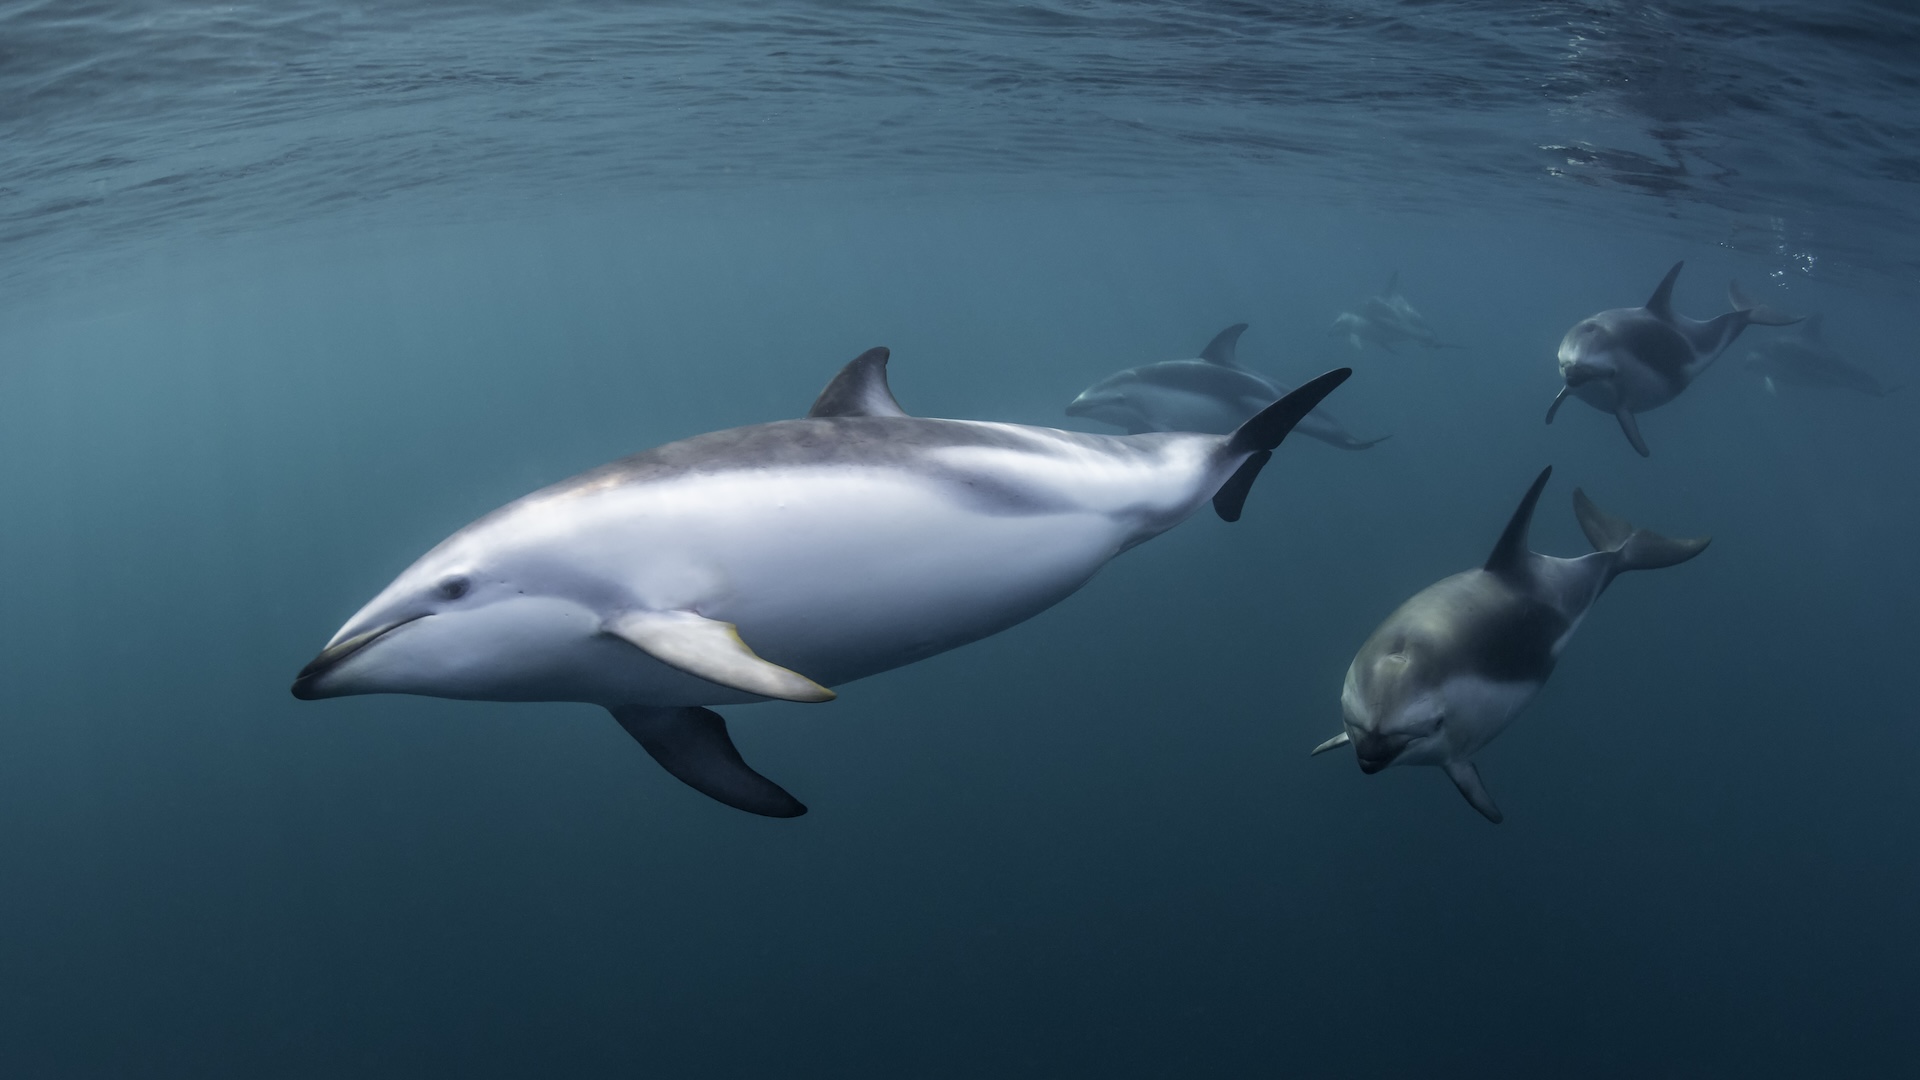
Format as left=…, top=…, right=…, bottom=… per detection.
left=1, top=2, right=1916, bottom=1076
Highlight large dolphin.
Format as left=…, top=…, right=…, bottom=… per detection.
left=1743, top=313, right=1899, bottom=398
left=1547, top=261, right=1798, bottom=456
left=293, top=347, right=1351, bottom=817
left=1066, top=323, right=1388, bottom=449
left=1311, top=467, right=1708, bottom=823
left=1329, top=272, right=1459, bottom=353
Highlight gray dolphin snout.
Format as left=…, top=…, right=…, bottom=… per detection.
left=1350, top=731, right=1400, bottom=774
left=290, top=615, right=424, bottom=699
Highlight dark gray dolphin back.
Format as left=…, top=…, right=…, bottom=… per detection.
left=1572, top=489, right=1711, bottom=577
left=1198, top=323, right=1249, bottom=367
left=809, top=347, right=908, bottom=418
left=1212, top=367, right=1353, bottom=522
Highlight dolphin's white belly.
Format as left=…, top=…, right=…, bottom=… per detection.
left=531, top=463, right=1182, bottom=706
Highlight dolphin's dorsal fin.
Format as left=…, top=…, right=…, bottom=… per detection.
left=808, top=347, right=907, bottom=418
left=1802, top=312, right=1824, bottom=340
left=1383, top=270, right=1400, bottom=297
left=1198, top=323, right=1249, bottom=367
left=1645, top=261, right=1684, bottom=320
left=1484, top=466, right=1552, bottom=576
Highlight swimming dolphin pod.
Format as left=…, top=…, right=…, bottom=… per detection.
left=1311, top=466, right=1709, bottom=823
left=292, top=347, right=1352, bottom=817
left=1067, top=323, right=1389, bottom=449
left=1547, top=261, right=1800, bottom=456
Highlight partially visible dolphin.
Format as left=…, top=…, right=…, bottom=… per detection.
left=293, top=346, right=1352, bottom=817
left=1330, top=272, right=1460, bottom=353
left=1066, top=323, right=1389, bottom=450
left=1547, top=261, right=1799, bottom=457
left=1743, top=313, right=1899, bottom=398
left=1311, top=466, right=1709, bottom=822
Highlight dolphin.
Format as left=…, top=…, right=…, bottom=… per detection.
left=293, top=347, right=1352, bottom=817
left=1310, top=466, right=1708, bottom=823
left=1066, top=323, right=1388, bottom=449
left=1546, top=261, right=1799, bottom=456
left=1329, top=272, right=1460, bottom=353
left=1743, top=313, right=1899, bottom=398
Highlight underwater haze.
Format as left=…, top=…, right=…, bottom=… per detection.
left=2, top=2, right=1918, bottom=1076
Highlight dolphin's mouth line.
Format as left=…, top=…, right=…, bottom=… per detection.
left=290, top=614, right=427, bottom=698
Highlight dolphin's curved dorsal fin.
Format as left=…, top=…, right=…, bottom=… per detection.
left=1198, top=323, right=1249, bottom=367
left=1484, top=466, right=1552, bottom=576
left=1646, top=261, right=1684, bottom=320
left=1383, top=270, right=1399, bottom=297
left=808, top=346, right=908, bottom=418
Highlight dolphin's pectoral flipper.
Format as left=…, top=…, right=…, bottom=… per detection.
left=1444, top=759, right=1502, bottom=824
left=807, top=346, right=908, bottom=418
left=1613, top=406, right=1650, bottom=457
left=1311, top=732, right=1351, bottom=756
left=1544, top=386, right=1571, bottom=424
left=1571, top=488, right=1710, bottom=577
left=1211, top=367, right=1353, bottom=521
left=1198, top=323, right=1249, bottom=367
left=604, top=611, right=836, bottom=703
left=610, top=705, right=807, bottom=818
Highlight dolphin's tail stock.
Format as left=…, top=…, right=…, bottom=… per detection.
left=1571, top=488, right=1710, bottom=587
left=1211, top=368, right=1352, bottom=521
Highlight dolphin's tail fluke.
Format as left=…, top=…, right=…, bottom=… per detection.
left=1572, top=489, right=1710, bottom=581
left=1212, top=367, right=1353, bottom=522
left=1727, top=280, right=1801, bottom=327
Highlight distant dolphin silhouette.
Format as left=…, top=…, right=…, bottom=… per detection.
left=1743, top=313, right=1899, bottom=398
left=1330, top=272, right=1461, bottom=352
left=1067, top=323, right=1388, bottom=449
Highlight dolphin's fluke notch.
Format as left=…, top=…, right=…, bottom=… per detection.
left=808, top=346, right=908, bottom=418
left=604, top=610, right=836, bottom=703
left=1445, top=759, right=1502, bottom=823
left=1212, top=367, right=1352, bottom=521
left=612, top=706, right=807, bottom=818
left=1311, top=731, right=1351, bottom=756
left=1572, top=488, right=1710, bottom=577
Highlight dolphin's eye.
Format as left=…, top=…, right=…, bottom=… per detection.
left=438, top=576, right=470, bottom=601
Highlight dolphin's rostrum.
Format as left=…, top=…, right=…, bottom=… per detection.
left=1312, top=466, right=1709, bottom=822
left=295, top=347, right=1351, bottom=817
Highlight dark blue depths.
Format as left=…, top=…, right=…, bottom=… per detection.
left=0, top=3, right=1916, bottom=1077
